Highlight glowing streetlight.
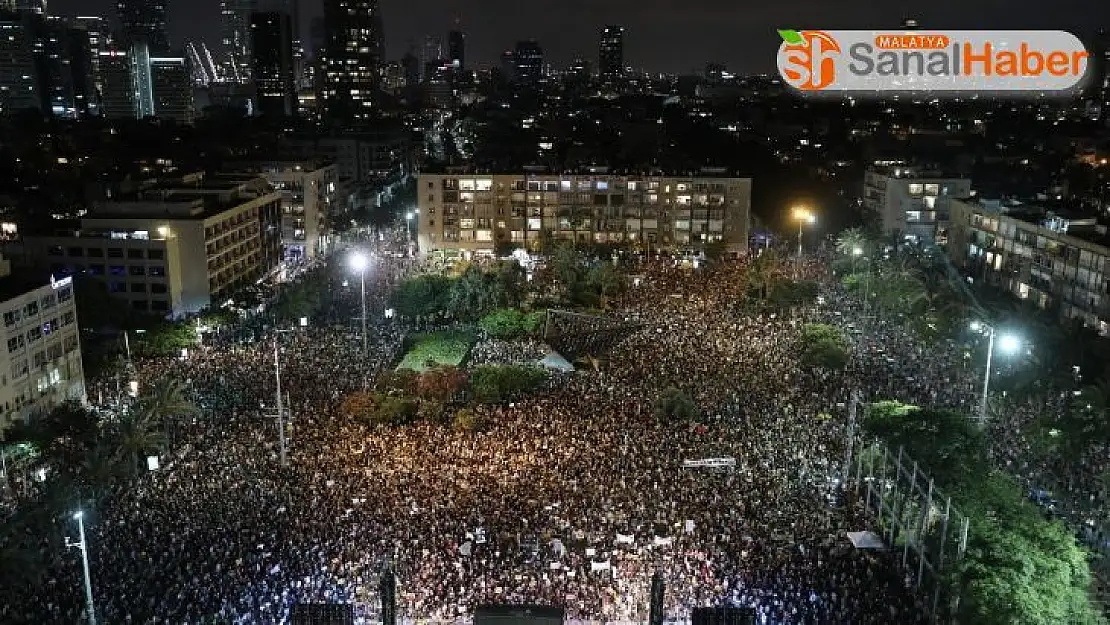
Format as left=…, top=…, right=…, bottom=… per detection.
left=792, top=206, right=816, bottom=276
left=852, top=246, right=863, bottom=256
left=970, top=321, right=1023, bottom=424
left=66, top=510, right=97, bottom=625
left=349, top=252, right=369, bottom=353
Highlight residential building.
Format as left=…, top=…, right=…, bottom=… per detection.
left=598, top=25, right=624, bottom=83
left=288, top=130, right=410, bottom=184
left=321, top=0, right=383, bottom=123
left=225, top=160, right=337, bottom=260
left=19, top=173, right=282, bottom=318
left=863, top=165, right=972, bottom=242
left=116, top=0, right=169, bottom=54
left=417, top=170, right=751, bottom=258
left=251, top=10, right=295, bottom=117
left=948, top=198, right=1110, bottom=334
left=0, top=258, right=85, bottom=430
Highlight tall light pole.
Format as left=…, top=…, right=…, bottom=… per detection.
left=272, top=335, right=288, bottom=467
left=853, top=246, right=868, bottom=318
left=66, top=511, right=96, bottom=625
left=350, top=252, right=369, bottom=353
left=792, top=207, right=816, bottom=278
left=970, top=320, right=1021, bottom=425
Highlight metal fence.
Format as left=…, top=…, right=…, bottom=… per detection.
left=844, top=436, right=970, bottom=622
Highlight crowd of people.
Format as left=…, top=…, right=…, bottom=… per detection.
left=1, top=249, right=1038, bottom=624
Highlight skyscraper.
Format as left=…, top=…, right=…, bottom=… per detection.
left=420, top=35, right=441, bottom=81
left=251, top=11, right=294, bottom=117
left=116, top=0, right=169, bottom=54
left=72, top=16, right=106, bottom=102
left=321, top=0, right=383, bottom=124
left=513, top=40, right=543, bottom=85
left=599, top=25, right=624, bottom=82
left=13, top=0, right=46, bottom=15
left=150, top=55, right=193, bottom=121
left=447, top=29, right=465, bottom=71
left=221, top=0, right=255, bottom=83
left=0, top=17, right=39, bottom=115
left=97, top=47, right=134, bottom=118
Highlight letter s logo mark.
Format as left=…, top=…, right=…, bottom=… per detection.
left=778, top=30, right=841, bottom=91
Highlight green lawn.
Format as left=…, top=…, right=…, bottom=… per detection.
left=396, top=330, right=476, bottom=372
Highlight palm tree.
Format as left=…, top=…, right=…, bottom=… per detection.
left=835, top=228, right=868, bottom=258
left=139, top=378, right=199, bottom=451
left=110, top=406, right=167, bottom=476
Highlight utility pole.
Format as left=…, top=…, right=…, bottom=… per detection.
left=273, top=337, right=288, bottom=467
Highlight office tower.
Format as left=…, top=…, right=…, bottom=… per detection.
left=512, top=40, right=543, bottom=85
left=220, top=0, right=255, bottom=83
left=420, top=35, right=441, bottom=81
left=0, top=17, right=39, bottom=114
left=498, top=50, right=514, bottom=82
left=598, top=25, right=623, bottom=81
left=401, top=50, right=419, bottom=87
left=116, top=0, right=169, bottom=54
left=97, top=47, right=134, bottom=118
left=72, top=16, right=105, bottom=101
left=321, top=0, right=383, bottom=124
left=251, top=11, right=294, bottom=117
left=447, top=29, right=464, bottom=71
left=150, top=55, right=192, bottom=121
left=130, top=41, right=154, bottom=117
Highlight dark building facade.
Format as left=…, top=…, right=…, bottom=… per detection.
left=513, top=39, right=543, bottom=85
left=321, top=0, right=383, bottom=124
left=251, top=11, right=295, bottom=117
left=598, top=25, right=624, bottom=82
left=447, top=29, right=465, bottom=71
left=116, top=0, right=169, bottom=54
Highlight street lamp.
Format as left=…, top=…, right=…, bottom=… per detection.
left=349, top=252, right=369, bottom=354
left=971, top=321, right=1021, bottom=424
left=65, top=510, right=97, bottom=625
left=792, top=207, right=816, bottom=276
left=405, top=212, right=415, bottom=242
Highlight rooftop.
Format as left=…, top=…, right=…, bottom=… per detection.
left=0, top=269, right=62, bottom=303
left=90, top=173, right=276, bottom=220
left=225, top=159, right=337, bottom=174
left=962, top=197, right=1110, bottom=247
left=867, top=163, right=969, bottom=180
left=419, top=164, right=749, bottom=178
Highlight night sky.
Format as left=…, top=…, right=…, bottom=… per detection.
left=48, top=0, right=1110, bottom=74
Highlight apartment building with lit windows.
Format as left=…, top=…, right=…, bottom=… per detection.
left=17, top=173, right=282, bottom=318
left=224, top=161, right=338, bottom=260
left=416, top=169, right=752, bottom=257
left=0, top=256, right=85, bottom=429
left=863, top=165, right=972, bottom=242
left=948, top=197, right=1110, bottom=334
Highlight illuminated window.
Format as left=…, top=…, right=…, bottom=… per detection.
left=459, top=179, right=476, bottom=190
left=459, top=218, right=475, bottom=229
left=924, top=183, right=939, bottom=196
left=908, top=183, right=924, bottom=195
left=596, top=181, right=609, bottom=190
left=475, top=179, right=493, bottom=191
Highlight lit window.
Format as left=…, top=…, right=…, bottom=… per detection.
left=596, top=181, right=608, bottom=190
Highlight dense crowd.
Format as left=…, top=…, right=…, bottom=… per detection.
left=3, top=250, right=1019, bottom=625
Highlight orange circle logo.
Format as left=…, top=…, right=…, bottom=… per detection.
left=779, top=30, right=842, bottom=91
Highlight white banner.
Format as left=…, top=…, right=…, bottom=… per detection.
left=653, top=536, right=672, bottom=547
left=615, top=533, right=635, bottom=544
left=591, top=560, right=611, bottom=572
left=682, top=457, right=736, bottom=468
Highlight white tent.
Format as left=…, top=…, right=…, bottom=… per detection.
left=846, top=531, right=886, bottom=550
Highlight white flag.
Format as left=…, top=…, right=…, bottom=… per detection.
left=616, top=533, right=635, bottom=544
left=591, top=560, right=611, bottom=572
left=653, top=536, right=672, bottom=547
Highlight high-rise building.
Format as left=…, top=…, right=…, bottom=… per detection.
left=251, top=11, right=295, bottom=117
left=13, top=0, right=45, bottom=15
left=0, top=259, right=86, bottom=429
left=401, top=51, right=419, bottom=87
left=321, top=0, right=383, bottom=124
left=220, top=0, right=255, bottom=83
left=97, top=47, right=135, bottom=118
left=71, top=16, right=106, bottom=107
left=150, top=56, right=193, bottom=122
left=513, top=40, right=543, bottom=85
left=598, top=25, right=624, bottom=82
left=420, top=35, right=441, bottom=81
left=0, top=17, right=40, bottom=115
left=116, top=0, right=169, bottom=54
left=447, top=29, right=465, bottom=71
left=97, top=43, right=193, bottom=122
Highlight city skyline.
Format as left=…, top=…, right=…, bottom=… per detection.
left=47, top=0, right=1110, bottom=74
